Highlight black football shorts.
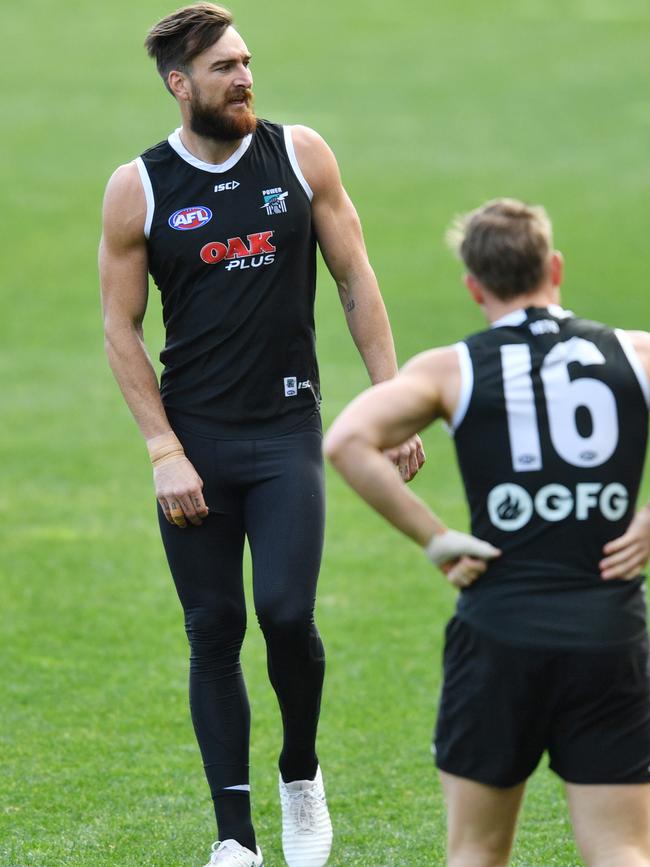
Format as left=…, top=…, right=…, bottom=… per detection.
left=434, top=616, right=650, bottom=787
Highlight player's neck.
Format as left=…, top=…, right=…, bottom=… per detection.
left=178, top=126, right=246, bottom=166
left=484, top=285, right=561, bottom=325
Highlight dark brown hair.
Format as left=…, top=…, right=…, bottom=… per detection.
left=145, top=3, right=233, bottom=93
left=447, top=198, right=554, bottom=299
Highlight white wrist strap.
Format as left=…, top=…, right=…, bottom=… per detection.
left=425, top=529, right=499, bottom=566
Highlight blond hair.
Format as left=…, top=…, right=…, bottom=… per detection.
left=447, top=198, right=554, bottom=299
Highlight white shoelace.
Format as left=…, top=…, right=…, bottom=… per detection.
left=286, top=788, right=321, bottom=833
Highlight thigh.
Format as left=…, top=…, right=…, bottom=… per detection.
left=566, top=782, right=650, bottom=866
left=435, top=618, right=553, bottom=788
left=158, top=428, right=247, bottom=615
left=244, top=417, right=325, bottom=620
left=548, top=637, right=650, bottom=785
left=439, top=770, right=526, bottom=867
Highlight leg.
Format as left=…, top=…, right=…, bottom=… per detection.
left=547, top=639, right=650, bottom=866
left=158, top=432, right=256, bottom=851
left=566, top=783, right=650, bottom=867
left=439, top=771, right=525, bottom=867
left=245, top=419, right=325, bottom=784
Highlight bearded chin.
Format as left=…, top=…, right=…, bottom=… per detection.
left=189, top=99, right=257, bottom=141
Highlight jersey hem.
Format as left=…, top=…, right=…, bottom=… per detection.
left=164, top=405, right=322, bottom=441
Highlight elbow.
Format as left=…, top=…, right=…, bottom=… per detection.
left=323, top=425, right=349, bottom=469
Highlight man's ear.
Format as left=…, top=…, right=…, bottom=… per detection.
left=549, top=250, right=564, bottom=288
left=167, top=69, right=192, bottom=102
left=464, top=273, right=485, bottom=306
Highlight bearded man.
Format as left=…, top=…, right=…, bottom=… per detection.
left=99, top=4, right=426, bottom=865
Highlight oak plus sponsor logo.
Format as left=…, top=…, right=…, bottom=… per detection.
left=487, top=481, right=629, bottom=532
left=168, top=205, right=212, bottom=231
left=200, top=230, right=276, bottom=271
left=261, top=187, right=288, bottom=215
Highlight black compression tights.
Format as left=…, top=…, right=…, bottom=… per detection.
left=158, top=415, right=326, bottom=850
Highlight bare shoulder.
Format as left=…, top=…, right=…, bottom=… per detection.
left=400, top=346, right=462, bottom=421
left=102, top=161, right=147, bottom=246
left=287, top=125, right=340, bottom=195
left=402, top=345, right=461, bottom=380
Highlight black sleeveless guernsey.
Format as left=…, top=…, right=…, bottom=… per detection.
left=136, top=120, right=320, bottom=438
left=450, top=305, right=649, bottom=649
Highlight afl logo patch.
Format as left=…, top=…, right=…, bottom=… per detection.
left=168, top=206, right=213, bottom=231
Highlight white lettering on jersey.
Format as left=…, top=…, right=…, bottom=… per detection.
left=487, top=481, right=630, bottom=531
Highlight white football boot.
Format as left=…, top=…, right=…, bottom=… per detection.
left=279, top=766, right=333, bottom=866
left=203, top=839, right=263, bottom=867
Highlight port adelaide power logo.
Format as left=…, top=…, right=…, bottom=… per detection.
left=261, top=187, right=288, bottom=215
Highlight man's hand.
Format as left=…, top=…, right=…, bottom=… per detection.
left=600, top=506, right=650, bottom=580
left=426, top=528, right=501, bottom=589
left=147, top=431, right=209, bottom=528
left=385, top=434, right=426, bottom=482
left=153, top=456, right=209, bottom=528
left=441, top=556, right=492, bottom=589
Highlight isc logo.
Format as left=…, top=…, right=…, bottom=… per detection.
left=168, top=206, right=213, bottom=231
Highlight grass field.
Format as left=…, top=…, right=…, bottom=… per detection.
left=2, top=0, right=649, bottom=864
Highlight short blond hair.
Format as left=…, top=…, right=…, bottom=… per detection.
left=145, top=4, right=233, bottom=94
left=447, top=198, right=554, bottom=299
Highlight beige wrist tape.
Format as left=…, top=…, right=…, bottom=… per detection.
left=147, top=432, right=186, bottom=468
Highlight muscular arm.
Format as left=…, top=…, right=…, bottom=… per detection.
left=99, top=163, right=207, bottom=526
left=600, top=329, right=650, bottom=579
left=291, top=125, right=424, bottom=478
left=324, top=349, right=500, bottom=585
left=99, top=162, right=169, bottom=438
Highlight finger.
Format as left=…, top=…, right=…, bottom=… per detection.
left=446, top=562, right=480, bottom=589
left=602, top=533, right=631, bottom=555
left=158, top=498, right=174, bottom=525
left=398, top=460, right=411, bottom=482
left=181, top=492, right=210, bottom=526
left=601, top=555, right=645, bottom=580
left=408, top=447, right=420, bottom=479
left=417, top=444, right=426, bottom=466
left=176, top=495, right=203, bottom=527
left=462, top=556, right=490, bottom=576
left=168, top=500, right=187, bottom=528
left=191, top=492, right=210, bottom=518
left=599, top=544, right=643, bottom=572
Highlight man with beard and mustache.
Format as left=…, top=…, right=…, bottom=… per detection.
left=99, top=4, right=428, bottom=866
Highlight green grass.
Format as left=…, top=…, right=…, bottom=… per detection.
left=1, top=0, right=649, bottom=864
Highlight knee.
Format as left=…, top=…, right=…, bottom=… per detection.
left=184, top=604, right=246, bottom=655
left=256, top=601, right=314, bottom=639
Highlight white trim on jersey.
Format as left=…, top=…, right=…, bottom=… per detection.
left=615, top=328, right=650, bottom=409
left=283, top=126, right=314, bottom=201
left=135, top=157, right=155, bottom=240
left=490, top=305, right=574, bottom=329
left=450, top=341, right=474, bottom=432
left=167, top=127, right=253, bottom=173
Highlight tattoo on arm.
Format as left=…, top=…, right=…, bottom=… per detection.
left=346, top=299, right=356, bottom=313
